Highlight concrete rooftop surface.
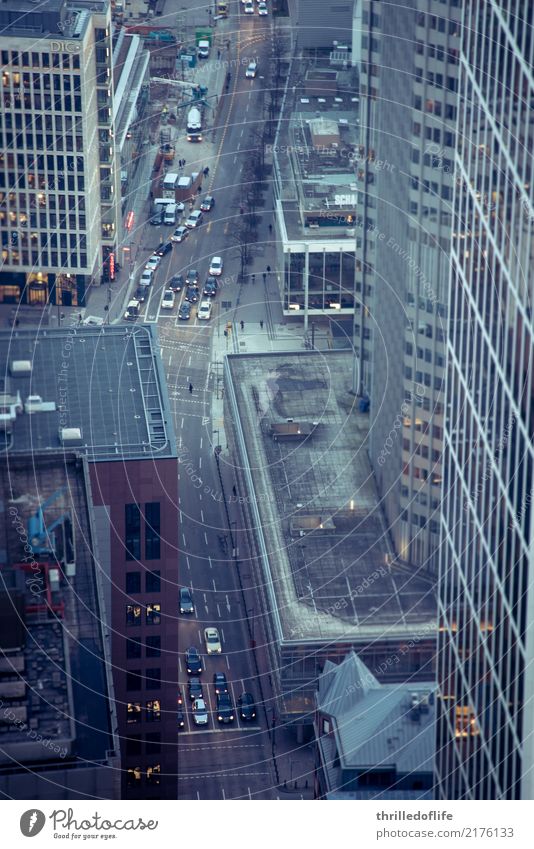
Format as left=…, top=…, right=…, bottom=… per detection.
left=225, top=350, right=436, bottom=644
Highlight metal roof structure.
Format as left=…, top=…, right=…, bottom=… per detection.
left=0, top=325, right=176, bottom=462
left=316, top=652, right=435, bottom=797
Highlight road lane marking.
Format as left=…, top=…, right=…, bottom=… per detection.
left=217, top=603, right=221, bottom=617
left=226, top=594, right=231, bottom=612
left=209, top=556, right=213, bottom=570
left=199, top=456, right=202, bottom=469
left=200, top=437, right=203, bottom=450
left=226, top=655, right=230, bottom=669
left=204, top=531, right=208, bottom=545
left=221, top=627, right=226, bottom=643
left=200, top=509, right=205, bottom=523
left=222, top=788, right=226, bottom=800
left=212, top=579, right=217, bottom=591
left=182, top=533, right=187, bottom=546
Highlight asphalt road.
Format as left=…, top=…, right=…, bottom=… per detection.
left=138, top=6, right=289, bottom=800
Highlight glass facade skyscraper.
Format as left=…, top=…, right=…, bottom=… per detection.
left=436, top=0, right=534, bottom=799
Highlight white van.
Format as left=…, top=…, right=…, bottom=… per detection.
left=164, top=203, right=177, bottom=225
left=197, top=39, right=210, bottom=59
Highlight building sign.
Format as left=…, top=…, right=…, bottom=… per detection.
left=49, top=41, right=82, bottom=53
left=109, top=253, right=115, bottom=280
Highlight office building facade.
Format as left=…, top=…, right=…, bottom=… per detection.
left=0, top=0, right=121, bottom=308
left=363, top=0, right=461, bottom=573
left=436, top=0, right=534, bottom=799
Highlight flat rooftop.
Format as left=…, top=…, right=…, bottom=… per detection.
left=0, top=324, right=176, bottom=461
left=274, top=57, right=360, bottom=243
left=0, top=454, right=115, bottom=768
left=225, top=351, right=436, bottom=644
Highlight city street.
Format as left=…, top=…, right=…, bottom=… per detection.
left=143, top=7, right=314, bottom=799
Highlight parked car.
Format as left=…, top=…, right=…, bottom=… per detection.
left=204, top=627, right=222, bottom=653
left=135, top=284, right=149, bottom=302
left=156, top=241, right=172, bottom=257
left=192, top=698, right=209, bottom=726
left=171, top=225, right=188, bottom=243
left=185, top=209, right=203, bottom=228
left=209, top=256, right=223, bottom=276
left=145, top=254, right=161, bottom=271
left=169, top=274, right=185, bottom=292
left=238, top=692, right=257, bottom=720
left=216, top=693, right=234, bottom=723
left=161, top=289, right=175, bottom=310
left=179, top=302, right=192, bottom=320
left=188, top=677, right=203, bottom=700
left=197, top=300, right=213, bottom=321
left=185, top=646, right=202, bottom=675
left=200, top=195, right=215, bottom=212
left=179, top=586, right=194, bottom=614
left=213, top=672, right=229, bottom=695
left=245, top=61, right=257, bottom=77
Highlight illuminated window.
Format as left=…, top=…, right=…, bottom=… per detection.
left=146, top=603, right=161, bottom=625
left=146, top=700, right=161, bottom=722
left=126, top=604, right=141, bottom=626
left=127, top=702, right=141, bottom=724
left=146, top=764, right=161, bottom=785
left=127, top=766, right=142, bottom=786
left=455, top=706, right=480, bottom=737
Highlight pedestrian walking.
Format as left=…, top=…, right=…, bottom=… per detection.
left=189, top=382, right=193, bottom=394
left=251, top=273, right=255, bottom=284
left=268, top=224, right=272, bottom=234
left=266, top=265, right=271, bottom=273
left=232, top=485, right=237, bottom=497
left=240, top=320, right=244, bottom=330
left=217, top=49, right=221, bottom=60
left=262, top=272, right=267, bottom=283
left=260, top=320, right=264, bottom=329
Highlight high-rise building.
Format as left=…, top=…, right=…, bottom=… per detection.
left=0, top=325, right=179, bottom=799
left=0, top=0, right=121, bottom=308
left=436, top=0, right=534, bottom=799
left=361, top=1, right=461, bottom=574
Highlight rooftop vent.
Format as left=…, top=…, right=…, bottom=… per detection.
left=10, top=360, right=32, bottom=376
left=60, top=427, right=83, bottom=446
left=25, top=396, right=57, bottom=414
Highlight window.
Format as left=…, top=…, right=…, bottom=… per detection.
left=125, top=503, right=141, bottom=561
left=126, top=572, right=141, bottom=594
left=146, top=636, right=161, bottom=658
left=146, top=764, right=161, bottom=785
left=145, top=502, right=161, bottom=560
left=125, top=736, right=142, bottom=756
left=127, top=670, right=142, bottom=691
left=127, top=767, right=142, bottom=787
left=146, top=668, right=161, bottom=690
left=126, top=638, right=142, bottom=659
left=146, top=700, right=161, bottom=722
left=146, top=733, right=161, bottom=755
left=126, top=604, right=142, bottom=626
left=146, top=570, right=161, bottom=593
left=146, top=603, right=161, bottom=625
left=127, top=702, right=141, bottom=724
